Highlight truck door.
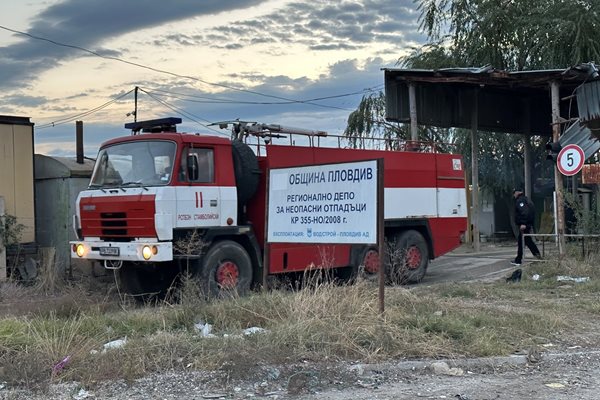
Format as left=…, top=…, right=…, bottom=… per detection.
left=175, top=147, right=225, bottom=228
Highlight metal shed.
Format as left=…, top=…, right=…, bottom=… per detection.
left=0, top=115, right=35, bottom=243
left=34, top=155, right=94, bottom=274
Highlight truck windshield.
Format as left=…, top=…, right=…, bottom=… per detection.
left=90, top=140, right=176, bottom=188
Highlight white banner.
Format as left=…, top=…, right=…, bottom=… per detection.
left=267, top=160, right=378, bottom=244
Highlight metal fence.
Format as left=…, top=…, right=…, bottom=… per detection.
left=524, top=233, right=600, bottom=260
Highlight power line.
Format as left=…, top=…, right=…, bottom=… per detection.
left=141, top=85, right=384, bottom=105
left=138, top=88, right=226, bottom=136
left=36, top=89, right=135, bottom=129
left=0, top=24, right=355, bottom=111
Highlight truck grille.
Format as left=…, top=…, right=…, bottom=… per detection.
left=80, top=194, right=156, bottom=240
left=100, top=212, right=128, bottom=238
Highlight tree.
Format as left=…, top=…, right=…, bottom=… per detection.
left=417, top=0, right=600, bottom=71
left=344, top=91, right=404, bottom=149
left=345, top=0, right=597, bottom=196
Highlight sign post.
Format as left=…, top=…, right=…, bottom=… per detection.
left=557, top=144, right=585, bottom=176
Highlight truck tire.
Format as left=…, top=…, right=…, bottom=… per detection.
left=387, top=230, right=429, bottom=284
left=119, top=262, right=179, bottom=302
left=198, top=240, right=253, bottom=298
left=231, top=140, right=260, bottom=204
left=350, top=245, right=380, bottom=281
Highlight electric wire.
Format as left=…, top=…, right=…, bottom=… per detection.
left=138, top=88, right=226, bottom=136
left=0, top=24, right=355, bottom=111
left=36, top=89, right=135, bottom=129
left=141, top=85, right=384, bottom=105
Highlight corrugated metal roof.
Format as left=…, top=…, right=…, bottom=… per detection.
left=576, top=80, right=600, bottom=124
left=558, top=120, right=600, bottom=160
left=383, top=63, right=600, bottom=136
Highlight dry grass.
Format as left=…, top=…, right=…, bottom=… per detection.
left=2, top=254, right=600, bottom=389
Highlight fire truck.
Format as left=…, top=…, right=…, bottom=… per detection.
left=71, top=118, right=467, bottom=299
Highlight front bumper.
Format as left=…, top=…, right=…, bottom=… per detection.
left=70, top=240, right=173, bottom=262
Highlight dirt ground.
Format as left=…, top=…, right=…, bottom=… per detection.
left=2, top=348, right=600, bottom=399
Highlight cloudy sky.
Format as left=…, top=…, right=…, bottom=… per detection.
left=0, top=0, right=425, bottom=156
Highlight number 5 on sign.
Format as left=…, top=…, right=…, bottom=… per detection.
left=557, top=144, right=584, bottom=176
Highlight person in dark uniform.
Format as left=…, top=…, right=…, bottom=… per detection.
left=511, top=189, right=542, bottom=266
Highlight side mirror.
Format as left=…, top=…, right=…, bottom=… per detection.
left=187, top=154, right=199, bottom=181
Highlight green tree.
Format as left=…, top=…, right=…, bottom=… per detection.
left=417, top=0, right=600, bottom=71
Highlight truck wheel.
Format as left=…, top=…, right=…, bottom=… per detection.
left=231, top=140, right=260, bottom=204
left=119, top=262, right=179, bottom=302
left=350, top=245, right=380, bottom=281
left=387, top=230, right=429, bottom=284
left=198, top=240, right=253, bottom=298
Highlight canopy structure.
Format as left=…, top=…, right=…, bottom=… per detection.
left=383, top=63, right=600, bottom=252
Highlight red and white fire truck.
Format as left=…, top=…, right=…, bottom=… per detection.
left=71, top=118, right=467, bottom=298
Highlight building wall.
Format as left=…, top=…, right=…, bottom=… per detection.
left=35, top=177, right=90, bottom=272
left=0, top=122, right=35, bottom=243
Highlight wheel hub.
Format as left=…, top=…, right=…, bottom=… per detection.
left=362, top=249, right=379, bottom=273
left=216, top=261, right=239, bottom=288
left=405, top=246, right=422, bottom=269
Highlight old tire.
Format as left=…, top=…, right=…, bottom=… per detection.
left=387, top=230, right=429, bottom=284
left=119, top=262, right=179, bottom=302
left=198, top=240, right=253, bottom=298
left=231, top=140, right=260, bottom=204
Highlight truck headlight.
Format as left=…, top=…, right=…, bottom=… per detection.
left=142, top=245, right=158, bottom=260
left=74, top=243, right=86, bottom=257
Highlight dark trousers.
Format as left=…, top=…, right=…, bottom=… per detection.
left=516, top=225, right=540, bottom=263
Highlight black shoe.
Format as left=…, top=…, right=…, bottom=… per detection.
left=510, top=259, right=522, bottom=266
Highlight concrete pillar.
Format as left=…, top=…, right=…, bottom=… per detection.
left=408, top=82, right=418, bottom=141
left=0, top=196, right=6, bottom=282
left=471, top=89, right=480, bottom=252
left=550, top=81, right=566, bottom=255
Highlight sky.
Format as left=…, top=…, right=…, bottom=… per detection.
left=0, top=0, right=425, bottom=157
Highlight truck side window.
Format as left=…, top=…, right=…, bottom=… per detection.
left=182, top=148, right=214, bottom=183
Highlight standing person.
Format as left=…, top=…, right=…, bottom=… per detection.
left=511, top=189, right=542, bottom=266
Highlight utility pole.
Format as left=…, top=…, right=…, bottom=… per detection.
left=550, top=81, right=565, bottom=255
left=134, top=86, right=138, bottom=123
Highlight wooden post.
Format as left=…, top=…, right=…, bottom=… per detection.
left=408, top=82, right=418, bottom=142
left=0, top=196, right=6, bottom=282
left=471, top=89, right=480, bottom=252
left=522, top=99, right=532, bottom=198
left=550, top=81, right=566, bottom=255
left=524, top=136, right=532, bottom=198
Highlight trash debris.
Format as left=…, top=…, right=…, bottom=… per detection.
left=201, top=394, right=228, bottom=399
left=102, top=338, right=127, bottom=353
left=545, top=382, right=565, bottom=388
left=557, top=276, right=589, bottom=283
left=430, top=361, right=464, bottom=376
left=52, top=355, right=71, bottom=374
left=532, top=274, right=540, bottom=281
left=194, top=322, right=216, bottom=338
left=73, top=388, right=93, bottom=400
left=506, top=269, right=522, bottom=283
left=243, top=327, right=268, bottom=336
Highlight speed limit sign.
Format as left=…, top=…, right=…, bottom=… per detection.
left=557, top=144, right=584, bottom=176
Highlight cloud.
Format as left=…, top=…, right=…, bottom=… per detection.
left=32, top=56, right=389, bottom=156
left=0, top=0, right=268, bottom=89
left=193, top=0, right=421, bottom=50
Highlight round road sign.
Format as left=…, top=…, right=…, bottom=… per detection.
left=557, top=144, right=584, bottom=176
